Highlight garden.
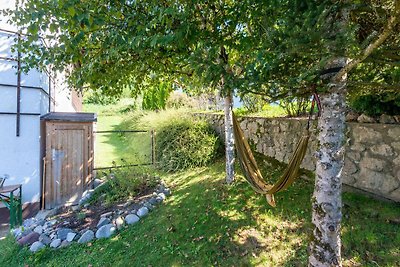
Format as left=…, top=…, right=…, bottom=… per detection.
left=1, top=1, right=400, bottom=267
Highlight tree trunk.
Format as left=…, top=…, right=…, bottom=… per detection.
left=224, top=92, right=235, bottom=184
left=309, top=60, right=348, bottom=267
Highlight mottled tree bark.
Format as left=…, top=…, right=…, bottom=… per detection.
left=309, top=59, right=347, bottom=267
left=224, top=92, right=235, bottom=184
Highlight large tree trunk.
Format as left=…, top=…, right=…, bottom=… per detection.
left=224, top=92, right=235, bottom=184
left=309, top=60, right=347, bottom=267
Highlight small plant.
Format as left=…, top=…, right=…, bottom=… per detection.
left=155, top=117, right=223, bottom=172
left=90, top=167, right=160, bottom=205
left=76, top=212, right=86, bottom=220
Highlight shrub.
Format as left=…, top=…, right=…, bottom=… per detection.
left=90, top=167, right=160, bottom=206
left=156, top=118, right=222, bottom=172
left=166, top=92, right=195, bottom=109
left=349, top=93, right=400, bottom=116
left=83, top=90, right=118, bottom=105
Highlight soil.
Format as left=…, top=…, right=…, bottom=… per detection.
left=51, top=186, right=158, bottom=233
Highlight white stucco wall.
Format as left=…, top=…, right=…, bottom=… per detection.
left=0, top=1, right=78, bottom=205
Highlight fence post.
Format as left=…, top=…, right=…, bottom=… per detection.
left=151, top=130, right=156, bottom=165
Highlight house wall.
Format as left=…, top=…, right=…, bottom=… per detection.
left=0, top=5, right=80, bottom=207
left=197, top=113, right=400, bottom=202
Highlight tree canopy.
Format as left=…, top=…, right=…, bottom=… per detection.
left=6, top=1, right=399, bottom=101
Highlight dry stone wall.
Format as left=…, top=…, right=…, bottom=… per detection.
left=197, top=113, right=400, bottom=202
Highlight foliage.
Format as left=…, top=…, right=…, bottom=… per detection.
left=142, top=82, right=172, bottom=110
left=83, top=90, right=118, bottom=105
left=349, top=92, right=400, bottom=116
left=166, top=91, right=195, bottom=109
left=156, top=118, right=222, bottom=172
left=279, top=97, right=310, bottom=117
left=240, top=93, right=266, bottom=113
left=1, top=159, right=399, bottom=266
left=90, top=167, right=160, bottom=206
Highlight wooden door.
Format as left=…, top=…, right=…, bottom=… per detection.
left=44, top=122, right=93, bottom=209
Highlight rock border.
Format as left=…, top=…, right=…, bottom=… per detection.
left=12, top=181, right=171, bottom=253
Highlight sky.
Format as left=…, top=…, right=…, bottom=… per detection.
left=0, top=0, right=17, bottom=31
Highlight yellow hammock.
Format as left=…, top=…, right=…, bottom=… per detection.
left=233, top=114, right=310, bottom=207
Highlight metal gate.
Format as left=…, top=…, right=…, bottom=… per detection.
left=93, top=129, right=155, bottom=171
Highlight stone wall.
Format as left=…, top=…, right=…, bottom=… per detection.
left=197, top=113, right=400, bottom=202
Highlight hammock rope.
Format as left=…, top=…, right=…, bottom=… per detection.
left=233, top=94, right=320, bottom=207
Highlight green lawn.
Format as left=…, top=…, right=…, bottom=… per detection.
left=84, top=102, right=153, bottom=169
left=0, top=105, right=398, bottom=266
left=0, top=158, right=399, bottom=266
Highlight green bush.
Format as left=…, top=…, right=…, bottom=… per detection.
left=349, top=93, right=400, bottom=116
left=90, top=167, right=160, bottom=206
left=83, top=90, right=118, bottom=105
left=156, top=118, right=222, bottom=172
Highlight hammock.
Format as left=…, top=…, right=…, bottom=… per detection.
left=233, top=94, right=319, bottom=207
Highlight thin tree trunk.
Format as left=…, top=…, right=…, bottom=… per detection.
left=224, top=91, right=235, bottom=184
left=309, top=60, right=347, bottom=267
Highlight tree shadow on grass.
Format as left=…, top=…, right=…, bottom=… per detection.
left=1, top=155, right=399, bottom=266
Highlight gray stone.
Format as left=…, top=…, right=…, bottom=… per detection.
left=352, top=126, right=382, bottom=143
left=163, top=188, right=171, bottom=196
left=39, top=234, right=52, bottom=245
left=33, top=225, right=43, bottom=234
left=343, top=159, right=358, bottom=176
left=389, top=187, right=400, bottom=202
left=97, top=217, right=111, bottom=228
left=148, top=197, right=158, bottom=205
left=71, top=205, right=80, bottom=212
left=47, top=220, right=57, bottom=227
left=100, top=211, right=113, bottom=218
left=78, top=230, right=94, bottom=244
left=359, top=157, right=387, bottom=172
left=155, top=196, right=163, bottom=203
left=380, top=175, right=400, bottom=194
left=50, top=238, right=62, bottom=248
left=115, top=216, right=125, bottom=230
left=356, top=170, right=384, bottom=191
left=388, top=128, right=400, bottom=139
left=158, top=193, right=166, bottom=200
left=30, top=241, right=45, bottom=253
left=380, top=114, right=396, bottom=124
left=347, top=151, right=362, bottom=162
left=125, top=214, right=140, bottom=225
left=50, top=232, right=57, bottom=240
left=394, top=156, right=400, bottom=166
left=370, top=144, right=394, bottom=157
left=17, top=232, right=40, bottom=246
left=391, top=142, right=400, bottom=151
left=93, top=178, right=103, bottom=188
left=143, top=202, right=154, bottom=211
left=23, top=218, right=37, bottom=228
left=66, top=232, right=77, bottom=242
left=12, top=227, right=23, bottom=239
left=95, top=224, right=116, bottom=239
left=59, top=240, right=71, bottom=248
left=56, top=228, right=73, bottom=241
left=357, top=114, right=377, bottom=123
left=82, top=189, right=94, bottom=199
left=137, top=207, right=149, bottom=218
left=346, top=111, right=360, bottom=122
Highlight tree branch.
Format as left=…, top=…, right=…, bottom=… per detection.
left=333, top=0, right=400, bottom=81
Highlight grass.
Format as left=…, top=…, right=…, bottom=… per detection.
left=84, top=99, right=153, bottom=168
left=0, top=104, right=398, bottom=266
left=0, top=158, right=399, bottom=266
